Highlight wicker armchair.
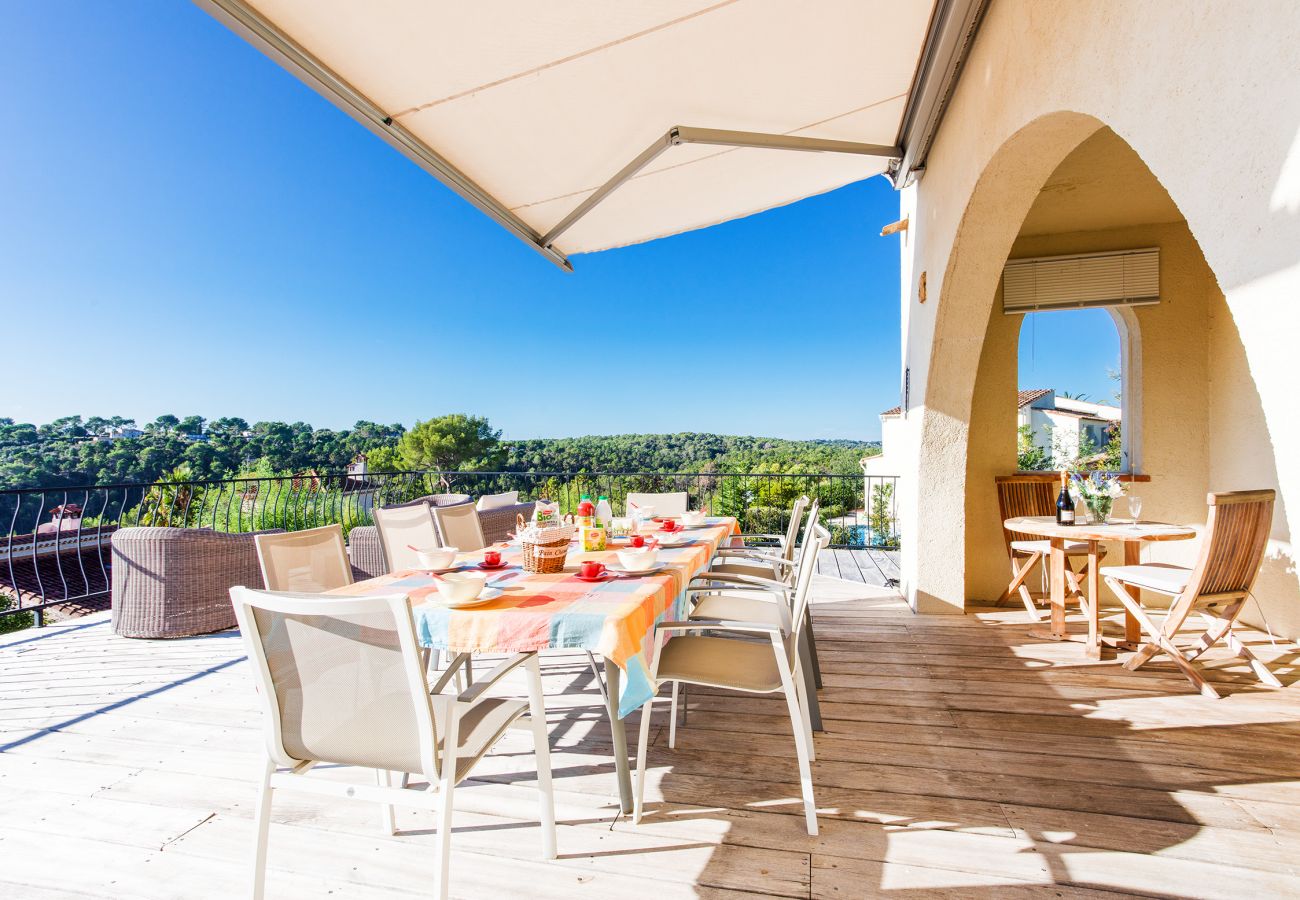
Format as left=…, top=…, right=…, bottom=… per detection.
left=111, top=527, right=282, bottom=638
left=476, top=500, right=536, bottom=544
left=347, top=494, right=535, bottom=578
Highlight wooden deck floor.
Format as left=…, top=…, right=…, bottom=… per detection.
left=4, top=566, right=1300, bottom=898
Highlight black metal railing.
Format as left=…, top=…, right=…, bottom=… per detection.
left=0, top=469, right=899, bottom=627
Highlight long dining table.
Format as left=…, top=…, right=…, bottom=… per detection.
left=328, top=516, right=740, bottom=813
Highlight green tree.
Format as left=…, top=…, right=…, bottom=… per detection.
left=1102, top=422, right=1123, bottom=471
left=149, top=414, right=180, bottom=435
left=396, top=415, right=502, bottom=485
left=365, top=445, right=404, bottom=473
left=869, top=482, right=896, bottom=545
left=1017, top=425, right=1053, bottom=471
left=177, top=415, right=206, bottom=436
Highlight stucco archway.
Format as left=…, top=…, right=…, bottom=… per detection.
left=907, top=111, right=1108, bottom=613
left=908, top=111, right=1293, bottom=634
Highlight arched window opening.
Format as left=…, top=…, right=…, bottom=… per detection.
left=1015, top=307, right=1134, bottom=472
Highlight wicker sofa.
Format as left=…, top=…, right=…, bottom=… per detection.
left=347, top=493, right=536, bottom=579
left=111, top=527, right=282, bottom=638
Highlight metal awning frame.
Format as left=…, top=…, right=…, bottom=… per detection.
left=196, top=0, right=576, bottom=271
left=195, top=0, right=987, bottom=271
left=539, top=126, right=901, bottom=250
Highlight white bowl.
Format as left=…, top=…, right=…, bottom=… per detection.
left=436, top=572, right=486, bottom=604
left=416, top=547, right=458, bottom=570
left=657, top=532, right=687, bottom=547
left=680, top=510, right=706, bottom=528
left=617, top=547, right=659, bottom=572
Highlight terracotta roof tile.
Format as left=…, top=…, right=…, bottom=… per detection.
left=1017, top=389, right=1053, bottom=408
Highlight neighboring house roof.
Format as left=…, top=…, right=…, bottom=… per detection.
left=1038, top=409, right=1112, bottom=421
left=1017, top=389, right=1053, bottom=408
left=880, top=406, right=902, bottom=417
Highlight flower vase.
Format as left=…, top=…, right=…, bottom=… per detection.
left=1088, top=496, right=1114, bottom=525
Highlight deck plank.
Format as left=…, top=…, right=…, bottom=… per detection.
left=4, top=577, right=1300, bottom=899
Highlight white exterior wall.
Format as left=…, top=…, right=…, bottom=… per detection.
left=861, top=414, right=905, bottom=477
left=895, top=0, right=1300, bottom=620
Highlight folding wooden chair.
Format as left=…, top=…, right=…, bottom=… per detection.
left=996, top=475, right=1101, bottom=621
left=1102, top=490, right=1278, bottom=699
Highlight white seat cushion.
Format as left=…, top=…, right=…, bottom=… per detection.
left=1100, top=563, right=1192, bottom=595
left=1011, top=539, right=1092, bottom=555
left=475, top=490, right=520, bottom=511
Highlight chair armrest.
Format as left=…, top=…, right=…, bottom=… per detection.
left=456, top=652, right=536, bottom=705
left=734, top=532, right=787, bottom=543
left=690, top=572, right=792, bottom=593
left=655, top=619, right=782, bottom=636
left=713, top=549, right=794, bottom=567
left=429, top=653, right=475, bottom=695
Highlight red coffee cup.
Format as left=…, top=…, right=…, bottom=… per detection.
left=629, top=534, right=646, bottom=548
left=580, top=560, right=606, bottom=578
left=661, top=520, right=678, bottom=533
left=483, top=550, right=502, bottom=567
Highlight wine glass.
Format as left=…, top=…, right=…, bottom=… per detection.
left=1128, top=494, right=1143, bottom=530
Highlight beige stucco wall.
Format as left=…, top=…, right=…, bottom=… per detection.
left=896, top=0, right=1300, bottom=627
left=964, top=222, right=1222, bottom=604
left=963, top=283, right=1019, bottom=601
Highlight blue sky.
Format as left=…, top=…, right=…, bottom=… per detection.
left=2, top=4, right=1112, bottom=442
left=1018, top=309, right=1121, bottom=405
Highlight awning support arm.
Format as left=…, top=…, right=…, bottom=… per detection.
left=540, top=126, right=902, bottom=250
left=194, top=0, right=573, bottom=272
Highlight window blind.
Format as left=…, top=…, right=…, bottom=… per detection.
left=1002, top=247, right=1159, bottom=314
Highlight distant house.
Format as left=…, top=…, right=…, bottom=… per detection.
left=347, top=453, right=368, bottom=477
left=1018, top=389, right=1120, bottom=466
left=865, top=390, right=1118, bottom=477
left=860, top=407, right=903, bottom=478
left=94, top=427, right=143, bottom=442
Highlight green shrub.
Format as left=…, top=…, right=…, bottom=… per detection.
left=0, top=593, right=34, bottom=635
left=742, top=505, right=785, bottom=538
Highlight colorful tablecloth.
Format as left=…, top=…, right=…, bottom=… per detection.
left=331, top=517, right=739, bottom=717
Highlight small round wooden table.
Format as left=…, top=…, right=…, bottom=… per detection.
left=1002, top=516, right=1197, bottom=659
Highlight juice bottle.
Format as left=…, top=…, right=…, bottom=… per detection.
left=576, top=494, right=595, bottom=527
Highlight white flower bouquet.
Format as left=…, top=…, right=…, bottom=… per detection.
left=1070, top=471, right=1124, bottom=524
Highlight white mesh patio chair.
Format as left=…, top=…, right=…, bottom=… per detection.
left=374, top=502, right=472, bottom=687
left=692, top=499, right=824, bottom=701
left=254, top=524, right=353, bottom=593
left=1102, top=490, right=1279, bottom=699
left=626, top=491, right=689, bottom=517
left=229, top=587, right=555, bottom=900
left=432, top=502, right=487, bottom=551
left=634, top=524, right=830, bottom=836
left=710, top=495, right=811, bottom=583
left=373, top=502, right=442, bottom=571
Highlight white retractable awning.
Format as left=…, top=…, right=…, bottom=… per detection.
left=197, top=0, right=980, bottom=269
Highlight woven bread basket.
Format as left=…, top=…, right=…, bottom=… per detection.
left=517, top=514, right=573, bottom=574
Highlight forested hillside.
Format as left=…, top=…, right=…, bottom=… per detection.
left=0, top=414, right=878, bottom=491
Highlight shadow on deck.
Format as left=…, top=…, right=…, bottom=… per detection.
left=2, top=566, right=1299, bottom=897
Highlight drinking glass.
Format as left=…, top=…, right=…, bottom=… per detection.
left=1128, top=495, right=1143, bottom=529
